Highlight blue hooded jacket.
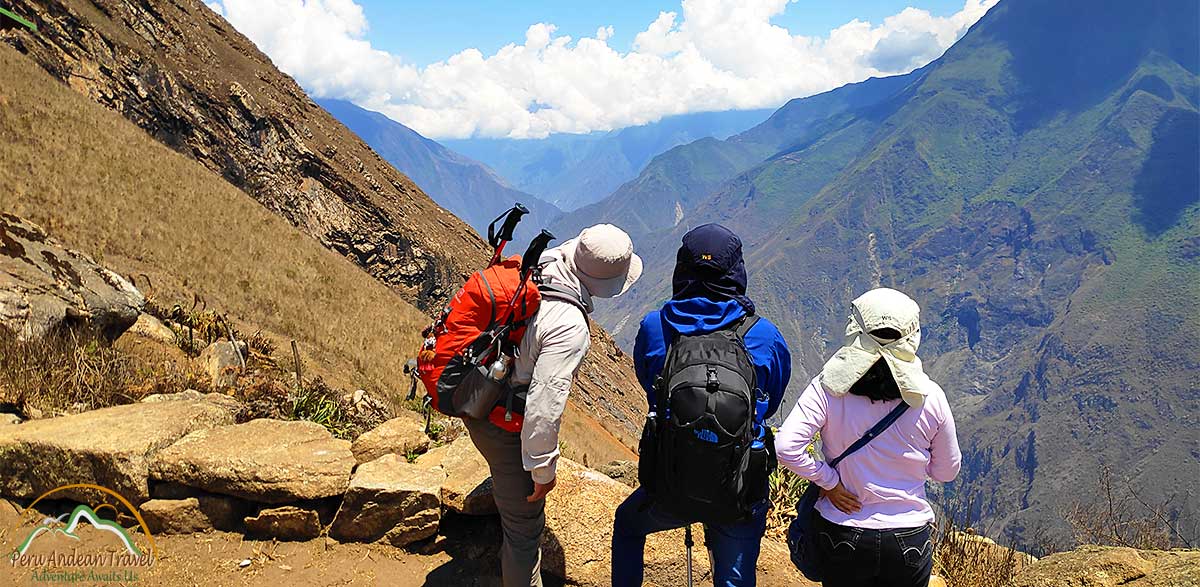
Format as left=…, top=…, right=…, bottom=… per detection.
left=633, top=297, right=792, bottom=434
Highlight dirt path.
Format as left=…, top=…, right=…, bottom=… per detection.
left=1, top=498, right=808, bottom=586
left=0, top=502, right=511, bottom=587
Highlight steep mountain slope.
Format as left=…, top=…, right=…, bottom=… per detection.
left=552, top=71, right=920, bottom=240
left=586, top=0, right=1200, bottom=542
left=0, top=43, right=425, bottom=398
left=0, top=0, right=646, bottom=464
left=447, top=108, right=771, bottom=211
left=319, top=99, right=561, bottom=243
left=2, top=0, right=478, bottom=310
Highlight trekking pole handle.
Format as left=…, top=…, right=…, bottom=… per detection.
left=489, top=203, right=529, bottom=248
left=521, top=229, right=556, bottom=274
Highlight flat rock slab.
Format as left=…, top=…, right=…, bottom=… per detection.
left=330, top=454, right=441, bottom=547
left=149, top=482, right=250, bottom=531
left=351, top=412, right=430, bottom=464
left=140, top=498, right=211, bottom=534
left=151, top=419, right=353, bottom=503
left=142, top=389, right=240, bottom=413
left=0, top=399, right=237, bottom=503
left=244, top=506, right=321, bottom=541
left=1012, top=546, right=1200, bottom=587
left=418, top=437, right=496, bottom=515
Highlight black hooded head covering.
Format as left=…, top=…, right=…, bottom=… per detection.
left=672, top=223, right=755, bottom=314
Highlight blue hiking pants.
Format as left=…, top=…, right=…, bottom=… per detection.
left=611, top=487, right=769, bottom=587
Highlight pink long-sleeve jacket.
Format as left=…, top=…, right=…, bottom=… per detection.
left=775, top=376, right=962, bottom=529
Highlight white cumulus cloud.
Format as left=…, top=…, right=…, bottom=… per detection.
left=207, top=0, right=998, bottom=139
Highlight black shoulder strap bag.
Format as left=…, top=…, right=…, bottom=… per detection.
left=787, top=400, right=909, bottom=582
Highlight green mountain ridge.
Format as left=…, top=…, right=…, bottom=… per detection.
left=575, top=0, right=1200, bottom=544
left=446, top=108, right=773, bottom=211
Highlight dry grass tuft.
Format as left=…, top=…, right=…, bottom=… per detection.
left=0, top=327, right=207, bottom=416
left=1062, top=465, right=1195, bottom=550
left=766, top=465, right=808, bottom=539
left=932, top=501, right=1029, bottom=587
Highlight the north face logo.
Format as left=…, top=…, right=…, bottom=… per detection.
left=694, top=428, right=718, bottom=443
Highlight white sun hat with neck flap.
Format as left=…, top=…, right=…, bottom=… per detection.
left=819, top=287, right=940, bottom=407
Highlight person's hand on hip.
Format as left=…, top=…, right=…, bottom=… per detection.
left=822, top=481, right=862, bottom=514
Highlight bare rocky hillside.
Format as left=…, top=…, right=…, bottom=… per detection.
left=0, top=0, right=645, bottom=458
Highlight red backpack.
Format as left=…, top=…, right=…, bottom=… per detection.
left=417, top=206, right=554, bottom=432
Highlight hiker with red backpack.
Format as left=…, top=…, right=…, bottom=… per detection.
left=611, top=223, right=791, bottom=587
left=419, top=210, right=642, bottom=587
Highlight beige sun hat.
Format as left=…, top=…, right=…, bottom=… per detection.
left=559, top=224, right=643, bottom=298
left=819, top=287, right=940, bottom=407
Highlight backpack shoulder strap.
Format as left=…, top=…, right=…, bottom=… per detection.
left=537, top=283, right=590, bottom=323
left=828, top=401, right=909, bottom=469
left=733, top=314, right=760, bottom=340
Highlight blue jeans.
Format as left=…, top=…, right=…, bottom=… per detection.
left=611, top=487, right=769, bottom=587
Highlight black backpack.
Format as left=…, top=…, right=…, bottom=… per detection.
left=640, top=315, right=765, bottom=524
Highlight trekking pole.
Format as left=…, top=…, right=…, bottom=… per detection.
left=520, top=229, right=556, bottom=275
left=496, top=228, right=555, bottom=333
left=487, top=204, right=529, bottom=266
left=684, top=524, right=694, bottom=587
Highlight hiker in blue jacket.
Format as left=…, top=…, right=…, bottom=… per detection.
left=611, top=223, right=791, bottom=587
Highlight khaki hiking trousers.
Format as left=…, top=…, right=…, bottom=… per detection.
left=465, top=418, right=545, bottom=587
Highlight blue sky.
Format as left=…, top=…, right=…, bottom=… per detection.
left=358, top=0, right=970, bottom=67
left=211, top=0, right=996, bottom=138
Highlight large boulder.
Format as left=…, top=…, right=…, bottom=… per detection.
left=197, top=341, right=243, bottom=388
left=351, top=412, right=430, bottom=464
left=150, top=419, right=354, bottom=503
left=1012, top=545, right=1200, bottom=587
left=418, top=437, right=496, bottom=515
left=542, top=458, right=713, bottom=586
left=330, top=454, right=441, bottom=547
left=0, top=214, right=143, bottom=340
left=0, top=398, right=237, bottom=503
left=244, top=506, right=322, bottom=541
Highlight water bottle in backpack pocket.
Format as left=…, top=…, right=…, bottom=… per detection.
left=637, top=414, right=659, bottom=492
left=744, top=425, right=776, bottom=505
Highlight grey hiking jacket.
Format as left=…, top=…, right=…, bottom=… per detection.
left=510, top=247, right=592, bottom=484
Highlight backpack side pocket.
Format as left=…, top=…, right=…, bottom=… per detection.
left=744, top=426, right=776, bottom=506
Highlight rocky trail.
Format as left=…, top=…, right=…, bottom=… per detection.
left=0, top=391, right=805, bottom=586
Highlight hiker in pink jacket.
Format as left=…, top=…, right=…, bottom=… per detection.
left=775, top=288, right=961, bottom=587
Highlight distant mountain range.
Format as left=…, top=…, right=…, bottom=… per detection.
left=445, top=109, right=772, bottom=211
left=563, top=0, right=1200, bottom=544
left=318, top=99, right=560, bottom=244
